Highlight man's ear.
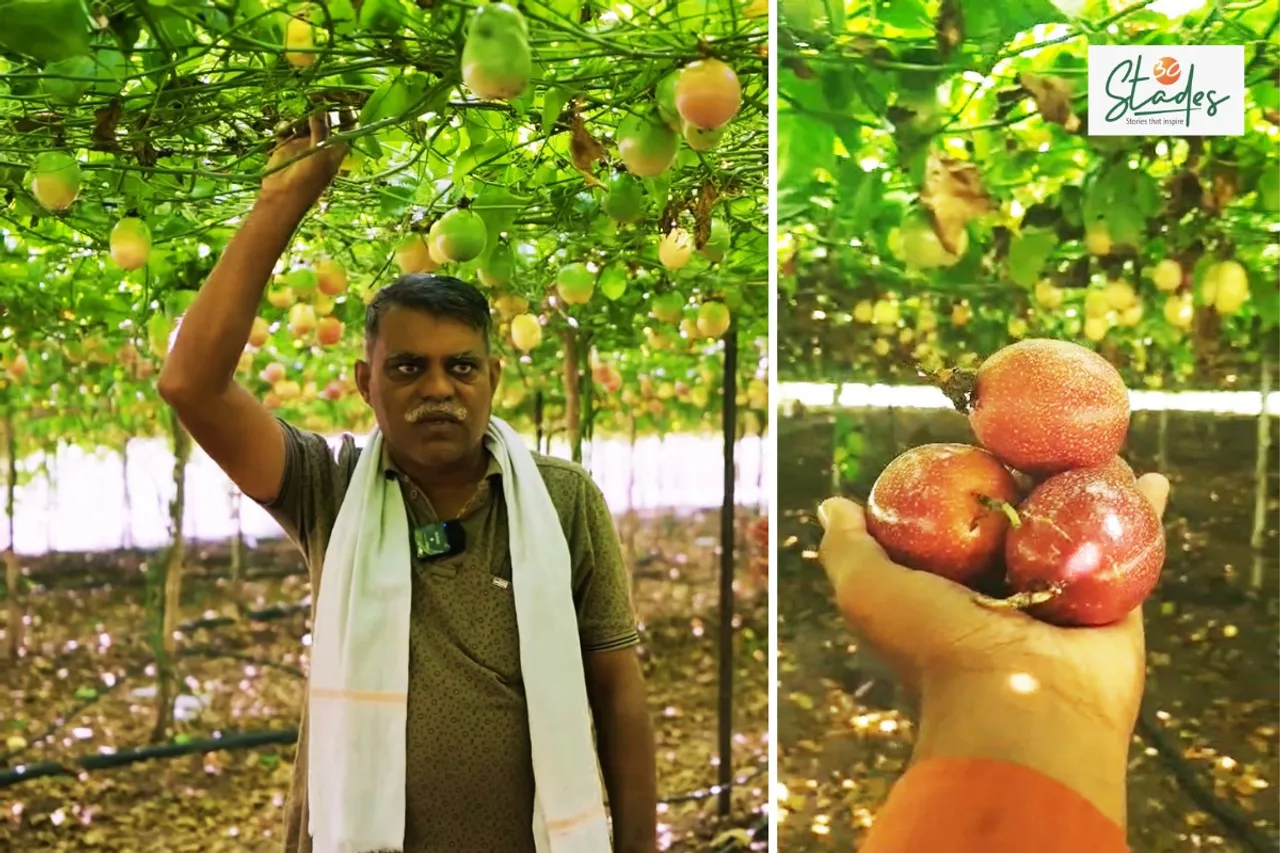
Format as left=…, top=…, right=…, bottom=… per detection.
left=488, top=356, right=502, bottom=398
left=354, top=359, right=372, bottom=404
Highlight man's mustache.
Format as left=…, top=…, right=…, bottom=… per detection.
left=406, top=403, right=467, bottom=423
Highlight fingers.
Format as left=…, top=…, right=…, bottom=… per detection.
left=310, top=108, right=350, bottom=162
left=310, top=111, right=331, bottom=145
left=1116, top=602, right=1146, bottom=644
left=1136, top=473, right=1170, bottom=519
left=270, top=137, right=310, bottom=162
left=817, top=497, right=971, bottom=656
left=816, top=498, right=889, bottom=589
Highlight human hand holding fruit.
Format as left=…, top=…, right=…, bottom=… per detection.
left=260, top=112, right=348, bottom=209
left=817, top=473, right=1167, bottom=828
left=816, top=337, right=1172, bottom=828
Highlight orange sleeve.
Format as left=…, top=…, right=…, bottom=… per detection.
left=859, top=757, right=1129, bottom=853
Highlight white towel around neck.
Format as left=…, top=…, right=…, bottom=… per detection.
left=306, top=417, right=611, bottom=853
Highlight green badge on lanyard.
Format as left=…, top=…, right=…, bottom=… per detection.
left=412, top=521, right=465, bottom=561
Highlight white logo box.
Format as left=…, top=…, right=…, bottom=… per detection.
left=1086, top=44, right=1245, bottom=136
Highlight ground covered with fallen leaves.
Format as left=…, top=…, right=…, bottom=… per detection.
left=777, top=408, right=1279, bottom=853
left=2, top=508, right=769, bottom=852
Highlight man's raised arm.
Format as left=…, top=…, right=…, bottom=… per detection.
left=157, top=115, right=346, bottom=504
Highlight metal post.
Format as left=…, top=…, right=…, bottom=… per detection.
left=717, top=322, right=738, bottom=818
left=534, top=391, right=544, bottom=454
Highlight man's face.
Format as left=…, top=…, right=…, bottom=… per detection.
left=355, top=306, right=501, bottom=473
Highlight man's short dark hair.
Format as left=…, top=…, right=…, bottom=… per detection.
left=364, top=274, right=492, bottom=353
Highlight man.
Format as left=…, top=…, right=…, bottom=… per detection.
left=157, top=115, right=658, bottom=853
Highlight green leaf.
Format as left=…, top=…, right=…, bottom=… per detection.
left=541, top=87, right=570, bottom=137
left=823, top=0, right=845, bottom=32
left=354, top=0, right=398, bottom=32
left=188, top=177, right=216, bottom=201
left=379, top=181, right=418, bottom=219
left=525, top=0, right=579, bottom=20
left=1007, top=227, right=1058, bottom=288
left=820, top=67, right=855, bottom=112
left=0, top=0, right=93, bottom=63
left=148, top=9, right=195, bottom=54
left=1083, top=162, right=1159, bottom=247
left=355, top=73, right=428, bottom=159
left=40, top=56, right=96, bottom=106
left=835, top=164, right=883, bottom=236
left=1253, top=82, right=1280, bottom=113
left=472, top=185, right=526, bottom=242
left=872, top=0, right=932, bottom=33
left=163, top=290, right=198, bottom=318
left=1253, top=285, right=1279, bottom=332
left=88, top=48, right=127, bottom=97
left=959, top=0, right=1067, bottom=52
left=453, top=138, right=509, bottom=183
left=779, top=0, right=819, bottom=30
left=778, top=112, right=834, bottom=190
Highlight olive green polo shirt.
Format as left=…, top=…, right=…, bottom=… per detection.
left=257, top=418, right=640, bottom=853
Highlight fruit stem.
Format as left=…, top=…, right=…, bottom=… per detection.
left=977, top=494, right=1022, bottom=528
left=457, top=196, right=472, bottom=210
left=972, top=586, right=1062, bottom=612
left=934, top=366, right=977, bottom=413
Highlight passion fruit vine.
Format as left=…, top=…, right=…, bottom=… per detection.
left=862, top=338, right=1163, bottom=628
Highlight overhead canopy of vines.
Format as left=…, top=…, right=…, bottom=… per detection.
left=778, top=0, right=1279, bottom=392
left=0, top=0, right=769, bottom=464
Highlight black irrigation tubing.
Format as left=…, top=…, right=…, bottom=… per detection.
left=7, top=637, right=767, bottom=808
left=1135, top=704, right=1278, bottom=853
left=180, top=645, right=307, bottom=680
left=0, top=729, right=299, bottom=787
left=0, top=725, right=767, bottom=811
left=8, top=564, right=309, bottom=597
left=1, top=646, right=304, bottom=764
left=0, top=659, right=150, bottom=764
left=27, top=602, right=313, bottom=675
left=11, top=546, right=689, bottom=597
left=178, top=602, right=311, bottom=633
left=18, top=589, right=746, bottom=751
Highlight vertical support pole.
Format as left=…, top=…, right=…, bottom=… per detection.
left=717, top=323, right=738, bottom=818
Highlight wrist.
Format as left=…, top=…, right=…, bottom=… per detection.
left=252, top=189, right=314, bottom=222
left=914, top=672, right=1131, bottom=828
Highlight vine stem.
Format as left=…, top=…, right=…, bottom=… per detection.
left=934, top=366, right=978, bottom=414
left=976, top=493, right=1021, bottom=528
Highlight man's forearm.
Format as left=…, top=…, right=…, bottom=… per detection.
left=596, top=691, right=657, bottom=853
left=159, top=193, right=310, bottom=395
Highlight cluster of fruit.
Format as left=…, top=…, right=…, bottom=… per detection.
left=25, top=153, right=154, bottom=273
left=865, top=338, right=1166, bottom=628
left=19, top=1, right=755, bottom=372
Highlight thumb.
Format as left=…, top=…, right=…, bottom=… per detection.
left=817, top=497, right=968, bottom=655
left=817, top=497, right=889, bottom=588
left=1136, top=472, right=1170, bottom=519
